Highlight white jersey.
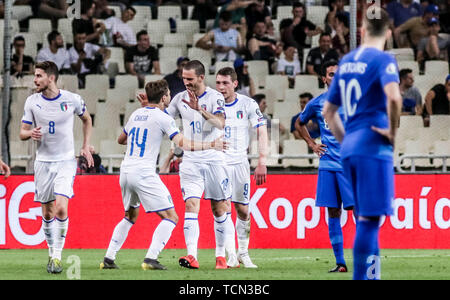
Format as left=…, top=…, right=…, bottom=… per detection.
left=121, top=107, right=180, bottom=174
left=224, top=93, right=266, bottom=164
left=167, top=86, right=225, bottom=163
left=22, top=89, right=86, bottom=162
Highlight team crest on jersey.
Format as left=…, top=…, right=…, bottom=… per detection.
left=60, top=102, right=68, bottom=112
left=256, top=108, right=263, bottom=118
left=386, top=63, right=397, bottom=75
left=201, top=104, right=207, bottom=111
left=236, top=111, right=243, bottom=119
left=217, top=99, right=225, bottom=108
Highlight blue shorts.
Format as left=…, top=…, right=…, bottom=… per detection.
left=316, top=170, right=354, bottom=210
left=342, top=156, right=394, bottom=217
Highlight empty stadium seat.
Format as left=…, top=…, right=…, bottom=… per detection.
left=425, top=61, right=449, bottom=77
left=429, top=115, right=450, bottom=140
left=397, top=61, right=420, bottom=75
left=388, top=48, right=414, bottom=61
left=57, top=18, right=74, bottom=45
left=214, top=61, right=234, bottom=74
left=132, top=5, right=152, bottom=21
left=282, top=139, right=311, bottom=168
left=28, top=19, right=52, bottom=38
left=302, top=48, right=310, bottom=73
left=294, top=75, right=320, bottom=92
left=58, top=75, right=78, bottom=93
left=247, top=60, right=269, bottom=88
left=307, top=6, right=328, bottom=28
left=250, top=140, right=280, bottom=167
left=432, top=140, right=450, bottom=168
left=163, top=33, right=187, bottom=52
left=176, top=20, right=200, bottom=45
left=159, top=59, right=177, bottom=75
left=414, top=75, right=440, bottom=98
left=107, top=47, right=126, bottom=74
left=158, top=46, right=184, bottom=62
left=147, top=20, right=171, bottom=45
left=114, top=75, right=139, bottom=100
left=158, top=5, right=182, bottom=20
left=276, top=6, right=292, bottom=20
left=403, top=139, right=432, bottom=168
left=265, top=75, right=289, bottom=100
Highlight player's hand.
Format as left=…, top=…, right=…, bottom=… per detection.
left=182, top=89, right=200, bottom=111
left=254, top=163, right=267, bottom=185
left=80, top=145, right=95, bottom=168
left=310, top=142, right=327, bottom=157
left=371, top=126, right=395, bottom=145
left=31, top=127, right=42, bottom=141
left=137, top=93, right=149, bottom=107
left=0, top=160, right=11, bottom=179
left=211, top=136, right=228, bottom=151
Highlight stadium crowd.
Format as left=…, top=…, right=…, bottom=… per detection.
left=2, top=0, right=449, bottom=172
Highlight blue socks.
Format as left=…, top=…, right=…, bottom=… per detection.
left=353, top=219, right=380, bottom=280
left=328, top=217, right=346, bottom=266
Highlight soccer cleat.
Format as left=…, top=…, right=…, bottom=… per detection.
left=100, top=258, right=119, bottom=270
left=227, top=255, right=240, bottom=268
left=238, top=252, right=258, bottom=268
left=142, top=258, right=167, bottom=270
left=215, top=256, right=228, bottom=269
left=49, top=258, right=63, bottom=274
left=329, top=264, right=348, bottom=273
left=179, top=255, right=199, bottom=269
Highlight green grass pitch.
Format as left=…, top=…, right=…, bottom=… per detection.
left=0, top=249, right=449, bottom=280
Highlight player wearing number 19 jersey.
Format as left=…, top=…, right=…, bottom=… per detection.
left=323, top=7, right=402, bottom=280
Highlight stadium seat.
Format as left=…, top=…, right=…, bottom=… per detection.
left=159, top=58, right=177, bottom=75
left=144, top=74, right=164, bottom=84
left=114, top=75, right=139, bottom=101
left=176, top=20, right=200, bottom=45
left=273, top=101, right=298, bottom=131
left=147, top=20, right=171, bottom=45
left=132, top=5, right=152, bottom=22
left=247, top=60, right=269, bottom=89
left=95, top=101, right=123, bottom=139
left=106, top=88, right=129, bottom=116
left=187, top=47, right=213, bottom=68
left=403, top=139, right=432, bottom=168
left=250, top=140, right=280, bottom=167
left=276, top=6, right=292, bottom=20
left=282, top=139, right=311, bottom=168
left=192, top=33, right=206, bottom=46
left=214, top=61, right=234, bottom=74
left=58, top=75, right=78, bottom=93
left=388, top=48, right=414, bottom=61
left=12, top=5, right=33, bottom=21
left=397, top=61, right=420, bottom=76
left=0, top=19, right=20, bottom=36
left=57, top=18, right=74, bottom=45
left=424, top=61, right=449, bottom=77
left=302, top=48, right=310, bottom=73
left=163, top=33, right=187, bottom=52
left=28, top=19, right=52, bottom=38
left=107, top=47, right=126, bottom=74
left=85, top=74, right=109, bottom=101
left=159, top=46, right=184, bottom=62
left=13, top=33, right=38, bottom=58
left=265, top=75, right=289, bottom=100
left=432, top=140, right=450, bottom=168
left=294, top=75, right=320, bottom=92
left=158, top=5, right=182, bottom=20
left=128, top=19, right=147, bottom=36
left=429, top=115, right=450, bottom=140
left=307, top=6, right=328, bottom=28
left=414, top=75, right=440, bottom=98
left=108, top=5, right=122, bottom=19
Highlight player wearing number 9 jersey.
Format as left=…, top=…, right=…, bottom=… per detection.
left=323, top=7, right=402, bottom=280
left=20, top=61, right=94, bottom=274
left=101, top=80, right=227, bottom=270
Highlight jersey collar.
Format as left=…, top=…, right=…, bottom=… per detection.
left=41, top=91, right=62, bottom=101
left=225, top=97, right=238, bottom=107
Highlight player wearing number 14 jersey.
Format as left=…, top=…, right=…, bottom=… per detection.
left=323, top=7, right=402, bottom=280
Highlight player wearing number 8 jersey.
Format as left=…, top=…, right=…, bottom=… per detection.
left=20, top=61, right=94, bottom=274
left=323, top=7, right=402, bottom=280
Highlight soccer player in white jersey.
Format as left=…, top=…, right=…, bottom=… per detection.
left=215, top=67, right=268, bottom=268
left=100, top=80, right=227, bottom=270
left=19, top=61, right=94, bottom=274
left=165, top=60, right=231, bottom=269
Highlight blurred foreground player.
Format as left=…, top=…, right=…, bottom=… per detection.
left=20, top=61, right=94, bottom=274
left=295, top=60, right=354, bottom=273
left=101, top=80, right=227, bottom=270
left=0, top=159, right=10, bottom=178
left=323, top=7, right=402, bottom=280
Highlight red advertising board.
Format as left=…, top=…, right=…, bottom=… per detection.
left=0, top=174, right=449, bottom=249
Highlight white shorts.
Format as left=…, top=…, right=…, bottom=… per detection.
left=179, top=161, right=231, bottom=201
left=225, top=160, right=251, bottom=205
left=120, top=171, right=174, bottom=213
left=34, top=159, right=77, bottom=204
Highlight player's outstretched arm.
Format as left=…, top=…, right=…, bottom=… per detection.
left=371, top=82, right=402, bottom=145
left=172, top=133, right=228, bottom=152
left=19, top=123, right=42, bottom=141
left=294, top=117, right=327, bottom=157
left=0, top=159, right=11, bottom=179
left=182, top=89, right=226, bottom=129
left=254, top=124, right=268, bottom=185
left=79, top=111, right=94, bottom=168
left=322, top=101, right=345, bottom=143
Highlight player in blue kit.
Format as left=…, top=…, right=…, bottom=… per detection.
left=295, top=59, right=354, bottom=273
left=322, top=7, right=402, bottom=280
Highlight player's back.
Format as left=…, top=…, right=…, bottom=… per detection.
left=327, top=46, right=399, bottom=160
left=121, top=107, right=179, bottom=174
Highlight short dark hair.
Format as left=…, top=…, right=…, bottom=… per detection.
left=219, top=10, right=232, bottom=22
left=399, top=68, right=413, bottom=80
left=217, top=67, right=237, bottom=81
left=321, top=59, right=338, bottom=77
left=145, top=80, right=169, bottom=104
left=293, top=2, right=305, bottom=10
left=319, top=32, right=332, bottom=40
left=184, top=60, right=205, bottom=76
left=125, top=5, right=137, bottom=15
left=13, top=35, right=25, bottom=43
left=299, top=92, right=314, bottom=101
left=136, top=30, right=148, bottom=41
left=335, top=12, right=349, bottom=28
left=47, top=30, right=61, bottom=44
left=253, top=93, right=266, bottom=104
left=364, top=6, right=390, bottom=37
left=35, top=61, right=59, bottom=82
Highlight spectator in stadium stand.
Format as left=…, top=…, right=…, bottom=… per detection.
left=276, top=43, right=301, bottom=88
left=72, top=0, right=107, bottom=45
left=253, top=93, right=287, bottom=136
left=424, top=74, right=450, bottom=119
left=393, top=4, right=439, bottom=49
left=439, top=0, right=449, bottom=33
left=214, top=0, right=256, bottom=40
left=234, top=58, right=255, bottom=97
left=0, top=1, right=4, bottom=18
left=324, top=0, right=350, bottom=34
left=386, top=0, right=423, bottom=28
left=196, top=10, right=244, bottom=63
left=244, top=0, right=271, bottom=39
left=125, top=30, right=160, bottom=88
left=279, top=2, right=323, bottom=57
left=247, top=20, right=277, bottom=71
left=69, top=30, right=111, bottom=88
left=163, top=56, right=189, bottom=98
left=77, top=146, right=106, bottom=174
left=36, top=31, right=71, bottom=73
left=30, top=0, right=68, bottom=27
left=159, top=147, right=184, bottom=174
left=305, top=33, right=339, bottom=88
left=94, top=0, right=116, bottom=19
left=417, top=18, right=450, bottom=71
left=399, top=68, right=423, bottom=116
left=332, top=12, right=360, bottom=59
left=191, top=0, right=218, bottom=31
left=10, top=35, right=35, bottom=77
left=103, top=5, right=137, bottom=48
left=290, top=92, right=320, bottom=140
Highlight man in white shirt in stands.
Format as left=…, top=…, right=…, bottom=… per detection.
left=104, top=5, right=137, bottom=48
left=37, top=31, right=71, bottom=72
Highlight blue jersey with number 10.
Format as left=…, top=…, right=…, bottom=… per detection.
left=327, top=46, right=399, bottom=161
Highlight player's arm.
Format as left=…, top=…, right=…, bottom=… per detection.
left=254, top=124, right=268, bottom=185
left=371, top=82, right=402, bottom=145
left=424, top=89, right=435, bottom=116
left=79, top=111, right=94, bottom=167
left=295, top=117, right=327, bottom=156
left=0, top=159, right=11, bottom=179
left=171, top=132, right=227, bottom=152
left=20, top=122, right=42, bottom=141
left=182, top=89, right=226, bottom=129
left=322, top=101, right=345, bottom=143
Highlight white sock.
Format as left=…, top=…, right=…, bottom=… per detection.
left=183, top=212, right=199, bottom=259
left=236, top=218, right=251, bottom=254
left=105, top=218, right=134, bottom=261
left=214, top=213, right=228, bottom=258
left=42, top=217, right=55, bottom=258
left=53, top=217, right=69, bottom=260
left=225, top=213, right=237, bottom=258
left=145, top=219, right=176, bottom=260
